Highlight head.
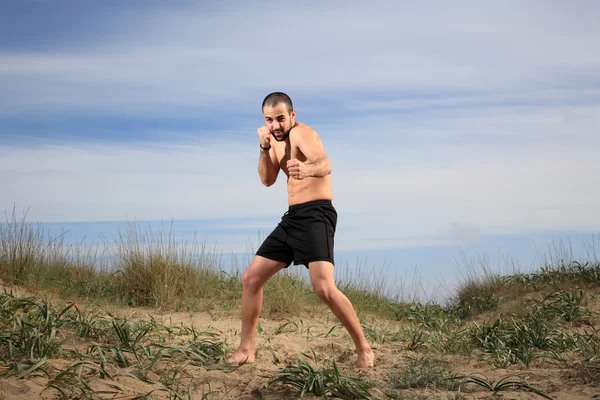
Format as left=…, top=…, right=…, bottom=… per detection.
left=262, top=92, right=296, bottom=142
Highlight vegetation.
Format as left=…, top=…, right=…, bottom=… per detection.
left=1, top=207, right=600, bottom=398
left=268, top=352, right=379, bottom=399
left=0, top=208, right=399, bottom=317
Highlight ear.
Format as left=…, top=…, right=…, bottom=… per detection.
left=290, top=109, right=296, bottom=119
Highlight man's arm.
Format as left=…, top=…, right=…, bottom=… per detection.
left=287, top=128, right=331, bottom=179
left=258, top=146, right=280, bottom=186
left=257, top=126, right=280, bottom=187
left=305, top=155, right=332, bottom=177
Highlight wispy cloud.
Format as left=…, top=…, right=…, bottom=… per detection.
left=2, top=105, right=598, bottom=252
left=1, top=2, right=598, bottom=116
left=1, top=1, right=599, bottom=253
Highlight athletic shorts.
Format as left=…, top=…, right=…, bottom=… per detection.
left=256, top=199, right=337, bottom=268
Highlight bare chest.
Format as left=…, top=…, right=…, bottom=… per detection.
left=274, top=141, right=306, bottom=173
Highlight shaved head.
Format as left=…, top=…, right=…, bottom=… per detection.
left=262, top=92, right=294, bottom=114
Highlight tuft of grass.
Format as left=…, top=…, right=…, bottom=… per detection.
left=402, top=325, right=427, bottom=351
left=430, top=327, right=473, bottom=356
left=360, top=322, right=401, bottom=345
left=527, top=289, right=591, bottom=323
left=550, top=324, right=600, bottom=384
left=450, top=374, right=552, bottom=399
left=269, top=352, right=378, bottom=399
left=392, top=303, right=474, bottom=355
left=451, top=276, right=504, bottom=318
left=111, top=221, right=235, bottom=310
left=263, top=270, right=315, bottom=318
left=0, top=293, right=73, bottom=376
left=387, top=355, right=460, bottom=391
left=522, top=260, right=600, bottom=287
left=335, top=259, right=420, bottom=319
left=46, top=361, right=123, bottom=400
left=469, top=309, right=578, bottom=368
left=0, top=208, right=48, bottom=285
left=391, top=302, right=461, bottom=332
left=501, top=261, right=600, bottom=293
left=448, top=251, right=513, bottom=318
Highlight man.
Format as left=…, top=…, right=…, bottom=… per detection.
left=227, top=92, right=375, bottom=369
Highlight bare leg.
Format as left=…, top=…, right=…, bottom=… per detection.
left=227, top=256, right=286, bottom=365
left=309, top=261, right=375, bottom=369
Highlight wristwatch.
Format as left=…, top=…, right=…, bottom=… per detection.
left=260, top=144, right=271, bottom=150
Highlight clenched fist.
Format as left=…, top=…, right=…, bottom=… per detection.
left=287, top=159, right=310, bottom=180
left=257, top=126, right=271, bottom=148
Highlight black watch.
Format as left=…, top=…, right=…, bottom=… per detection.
left=260, top=144, right=271, bottom=150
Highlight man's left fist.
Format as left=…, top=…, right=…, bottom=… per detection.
left=287, top=159, right=309, bottom=180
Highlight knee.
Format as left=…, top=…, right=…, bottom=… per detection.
left=242, top=268, right=265, bottom=292
left=242, top=270, right=262, bottom=292
left=313, top=283, right=334, bottom=304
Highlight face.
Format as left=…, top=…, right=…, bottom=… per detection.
left=262, top=103, right=296, bottom=142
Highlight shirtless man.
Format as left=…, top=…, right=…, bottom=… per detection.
left=227, top=92, right=375, bottom=369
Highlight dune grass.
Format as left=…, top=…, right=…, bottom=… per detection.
left=2, top=207, right=600, bottom=398
left=268, top=352, right=379, bottom=399
left=0, top=208, right=408, bottom=319
left=2, top=207, right=599, bottom=320
left=0, top=290, right=229, bottom=399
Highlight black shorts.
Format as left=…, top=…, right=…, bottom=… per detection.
left=256, top=199, right=337, bottom=268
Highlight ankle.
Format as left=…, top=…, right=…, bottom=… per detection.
left=236, top=345, right=254, bottom=353
left=356, top=344, right=372, bottom=353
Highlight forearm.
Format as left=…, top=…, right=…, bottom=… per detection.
left=258, top=149, right=278, bottom=186
left=306, top=156, right=332, bottom=177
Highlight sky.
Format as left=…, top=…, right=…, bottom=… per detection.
left=1, top=1, right=599, bottom=299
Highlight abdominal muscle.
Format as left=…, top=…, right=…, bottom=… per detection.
left=272, top=127, right=333, bottom=206
left=286, top=174, right=333, bottom=206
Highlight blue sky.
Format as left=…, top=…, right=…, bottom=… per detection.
left=1, top=1, right=599, bottom=298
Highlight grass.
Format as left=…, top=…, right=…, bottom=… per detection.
left=268, top=352, right=379, bottom=399
left=0, top=294, right=71, bottom=376
left=387, top=355, right=460, bottom=391
left=0, top=290, right=230, bottom=398
left=2, top=207, right=600, bottom=398
left=450, top=374, right=553, bottom=399
left=0, top=208, right=404, bottom=318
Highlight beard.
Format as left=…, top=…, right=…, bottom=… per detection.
left=270, top=126, right=292, bottom=142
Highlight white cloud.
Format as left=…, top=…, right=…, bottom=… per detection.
left=0, top=139, right=286, bottom=222
left=1, top=1, right=599, bottom=254
left=1, top=2, right=599, bottom=115
left=2, top=104, right=599, bottom=252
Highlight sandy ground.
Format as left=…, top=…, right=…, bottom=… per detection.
left=1, top=284, right=599, bottom=399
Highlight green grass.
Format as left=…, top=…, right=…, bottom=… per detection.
left=447, top=246, right=600, bottom=319
left=527, top=289, right=591, bottom=323
left=449, top=374, right=552, bottom=399
left=466, top=289, right=595, bottom=368
left=0, top=293, right=72, bottom=376
left=268, top=352, right=379, bottom=399
left=387, top=355, right=460, bottom=391
left=0, top=290, right=230, bottom=398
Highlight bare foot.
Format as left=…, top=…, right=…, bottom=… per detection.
left=356, top=348, right=375, bottom=369
left=227, top=349, right=255, bottom=365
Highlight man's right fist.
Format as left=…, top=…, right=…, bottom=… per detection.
left=257, top=126, right=271, bottom=148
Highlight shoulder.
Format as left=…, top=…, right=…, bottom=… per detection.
left=291, top=122, right=320, bottom=143
left=291, top=122, right=327, bottom=158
